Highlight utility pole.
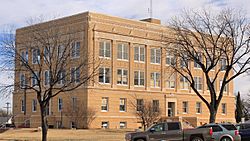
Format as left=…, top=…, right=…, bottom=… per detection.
left=149, top=0, right=153, bottom=18
left=3, top=102, right=11, bottom=116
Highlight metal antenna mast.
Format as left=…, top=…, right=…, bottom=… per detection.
left=149, top=0, right=153, bottom=18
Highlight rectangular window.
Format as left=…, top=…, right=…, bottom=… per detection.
left=117, top=69, right=128, bottom=85
left=136, top=99, right=144, bottom=111
left=194, top=53, right=202, bottom=68
left=180, top=54, right=188, bottom=68
left=150, top=48, right=161, bottom=64
left=182, top=101, right=188, bottom=113
left=32, top=48, right=40, bottom=64
left=220, top=80, right=228, bottom=92
left=21, top=98, right=25, bottom=112
left=21, top=49, right=28, bottom=64
left=44, top=70, right=50, bottom=85
left=134, top=45, right=145, bottom=62
left=222, top=103, right=227, bottom=114
left=220, top=58, right=226, bottom=71
left=71, top=121, right=76, bottom=128
left=58, top=98, right=63, bottom=112
left=32, top=99, right=37, bottom=112
left=194, top=77, right=202, bottom=91
left=71, top=41, right=80, bottom=58
left=58, top=69, right=66, bottom=85
left=117, top=43, right=129, bottom=60
left=32, top=71, right=38, bottom=87
left=101, top=121, right=109, bottom=129
left=180, top=76, right=189, bottom=89
left=153, top=100, right=159, bottom=112
left=150, top=72, right=160, bottom=88
left=71, top=67, right=80, bottom=83
left=134, top=71, right=144, bottom=86
left=99, top=67, right=110, bottom=84
left=20, top=73, right=27, bottom=88
left=43, top=47, right=50, bottom=62
left=166, top=51, right=175, bottom=66
left=57, top=45, right=65, bottom=59
left=99, top=40, right=111, bottom=58
left=120, top=122, right=127, bottom=129
left=72, top=97, right=77, bottom=111
left=166, top=74, right=175, bottom=89
left=196, top=102, right=202, bottom=114
left=119, top=98, right=126, bottom=112
left=101, top=97, right=108, bottom=111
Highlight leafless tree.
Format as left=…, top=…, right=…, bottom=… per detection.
left=165, top=8, right=250, bottom=123
left=0, top=18, right=100, bottom=141
left=130, top=96, right=162, bottom=130
left=64, top=99, right=96, bottom=129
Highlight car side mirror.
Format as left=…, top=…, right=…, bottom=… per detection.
left=150, top=128, right=155, bottom=132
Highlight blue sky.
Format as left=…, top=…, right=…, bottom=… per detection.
left=0, top=0, right=250, bottom=108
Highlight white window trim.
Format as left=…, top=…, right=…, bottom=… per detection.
left=196, top=102, right=202, bottom=114
left=134, top=70, right=145, bottom=87
left=182, top=101, right=188, bottom=114
left=44, top=70, right=50, bottom=86
left=119, top=98, right=126, bottom=112
left=99, top=40, right=111, bottom=59
left=194, top=77, right=203, bottom=91
left=99, top=67, right=111, bottom=84
left=101, top=97, right=109, bottom=112
left=71, top=41, right=80, bottom=59
left=117, top=69, right=128, bottom=86
left=150, top=72, right=160, bottom=88
left=180, top=76, right=189, bottom=90
left=150, top=48, right=161, bottom=64
left=117, top=43, right=129, bottom=61
left=134, top=45, right=145, bottom=63
left=58, top=98, right=63, bottom=112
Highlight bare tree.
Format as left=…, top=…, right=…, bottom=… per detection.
left=130, top=96, right=161, bottom=131
left=165, top=8, right=250, bottom=123
left=64, top=98, right=96, bottom=129
left=0, top=18, right=100, bottom=141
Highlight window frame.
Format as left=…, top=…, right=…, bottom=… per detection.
left=101, top=97, right=109, bottom=112
left=119, top=98, right=126, bottom=112
left=117, top=42, right=129, bottom=61
left=99, top=67, right=111, bottom=84
left=150, top=72, right=161, bottom=88
left=99, top=40, right=111, bottom=58
left=182, top=101, right=188, bottom=114
left=117, top=69, right=128, bottom=85
left=150, top=48, right=161, bottom=64
left=134, top=45, right=145, bottom=63
left=134, top=70, right=145, bottom=86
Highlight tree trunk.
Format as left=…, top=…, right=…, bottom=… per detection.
left=209, top=108, right=217, bottom=123
left=40, top=105, right=48, bottom=141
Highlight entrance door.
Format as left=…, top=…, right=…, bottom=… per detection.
left=168, top=102, right=175, bottom=117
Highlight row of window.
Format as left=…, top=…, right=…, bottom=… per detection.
left=99, top=68, right=228, bottom=91
left=20, top=41, right=81, bottom=64
left=19, top=67, right=80, bottom=88
left=182, top=101, right=227, bottom=114
left=98, top=41, right=227, bottom=70
left=21, top=98, right=227, bottom=115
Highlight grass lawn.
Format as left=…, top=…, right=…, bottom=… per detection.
left=0, top=128, right=133, bottom=141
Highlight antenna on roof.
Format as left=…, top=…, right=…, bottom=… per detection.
left=148, top=0, right=153, bottom=18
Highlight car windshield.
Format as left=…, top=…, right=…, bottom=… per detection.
left=221, top=124, right=237, bottom=130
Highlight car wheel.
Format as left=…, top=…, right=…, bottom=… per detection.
left=220, top=137, right=232, bottom=141
left=191, top=137, right=203, bottom=141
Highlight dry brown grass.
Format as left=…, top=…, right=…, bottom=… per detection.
left=0, top=128, right=133, bottom=141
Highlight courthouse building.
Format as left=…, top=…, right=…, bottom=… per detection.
left=13, top=12, right=235, bottom=129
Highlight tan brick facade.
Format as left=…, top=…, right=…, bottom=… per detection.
left=13, top=12, right=235, bottom=129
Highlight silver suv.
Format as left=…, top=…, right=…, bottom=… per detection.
left=197, top=123, right=241, bottom=141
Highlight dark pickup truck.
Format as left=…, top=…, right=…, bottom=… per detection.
left=236, top=123, right=250, bottom=141
left=125, top=122, right=213, bottom=141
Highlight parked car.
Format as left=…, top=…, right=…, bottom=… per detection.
left=236, top=123, right=250, bottom=141
left=197, top=123, right=241, bottom=141
left=125, top=121, right=213, bottom=141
